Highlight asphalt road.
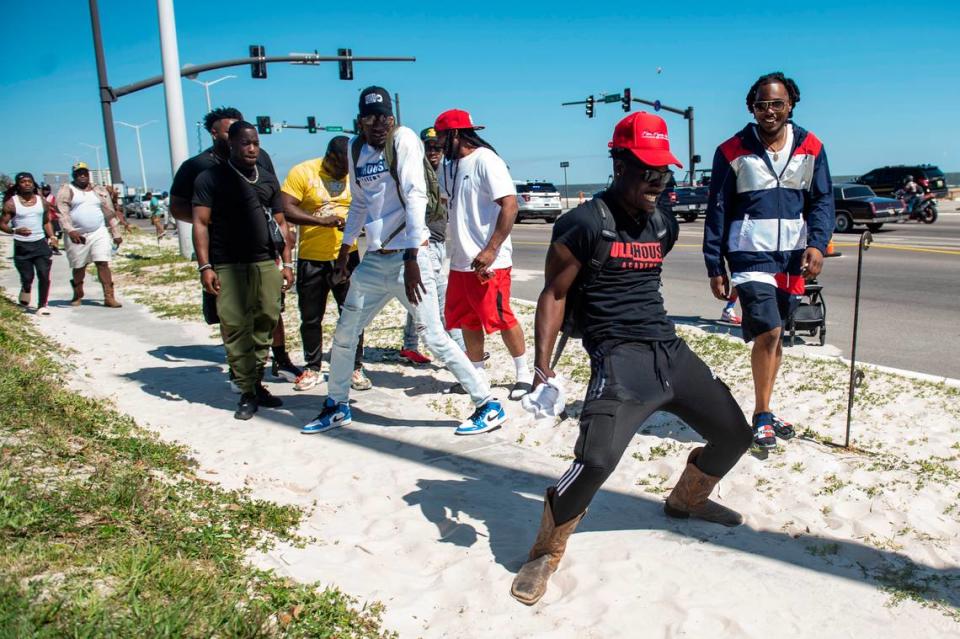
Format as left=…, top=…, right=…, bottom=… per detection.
left=138, top=201, right=959, bottom=379
left=508, top=200, right=960, bottom=379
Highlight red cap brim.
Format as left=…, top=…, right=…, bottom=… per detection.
left=628, top=147, right=683, bottom=169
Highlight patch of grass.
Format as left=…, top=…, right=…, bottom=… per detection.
left=870, top=561, right=960, bottom=622
left=818, top=473, right=846, bottom=495
left=805, top=542, right=840, bottom=557
left=0, top=296, right=394, bottom=638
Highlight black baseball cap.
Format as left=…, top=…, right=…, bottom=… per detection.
left=359, top=86, right=393, bottom=117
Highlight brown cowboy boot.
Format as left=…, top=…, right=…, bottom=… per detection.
left=510, top=487, right=585, bottom=606
left=664, top=447, right=743, bottom=527
left=101, top=283, right=122, bottom=308
left=69, top=279, right=84, bottom=306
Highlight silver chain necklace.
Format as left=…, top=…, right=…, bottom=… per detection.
left=227, top=159, right=259, bottom=184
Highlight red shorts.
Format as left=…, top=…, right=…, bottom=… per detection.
left=445, top=268, right=519, bottom=333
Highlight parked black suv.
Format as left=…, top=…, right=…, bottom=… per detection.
left=856, top=165, right=948, bottom=198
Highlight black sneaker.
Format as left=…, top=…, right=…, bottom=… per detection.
left=235, top=393, right=258, bottom=420
left=255, top=384, right=283, bottom=408
left=772, top=414, right=796, bottom=440
left=752, top=412, right=778, bottom=450
left=271, top=357, right=303, bottom=383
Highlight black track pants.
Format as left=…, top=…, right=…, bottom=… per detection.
left=551, top=338, right=752, bottom=524
left=297, top=252, right=363, bottom=371
left=14, top=240, right=52, bottom=307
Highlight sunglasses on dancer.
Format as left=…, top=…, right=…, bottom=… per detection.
left=752, top=100, right=788, bottom=113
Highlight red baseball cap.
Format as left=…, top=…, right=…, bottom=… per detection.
left=434, top=109, right=485, bottom=132
left=608, top=112, right=682, bottom=168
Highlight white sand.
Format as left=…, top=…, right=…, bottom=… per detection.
left=3, top=231, right=958, bottom=638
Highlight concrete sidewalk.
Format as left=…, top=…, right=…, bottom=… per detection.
left=3, top=244, right=957, bottom=638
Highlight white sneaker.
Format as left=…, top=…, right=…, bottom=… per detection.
left=720, top=307, right=741, bottom=325
left=294, top=368, right=321, bottom=391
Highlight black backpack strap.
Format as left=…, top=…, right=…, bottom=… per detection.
left=583, top=196, right=618, bottom=287
left=350, top=136, right=364, bottom=188
left=550, top=197, right=617, bottom=369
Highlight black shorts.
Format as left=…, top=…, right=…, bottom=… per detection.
left=735, top=281, right=800, bottom=343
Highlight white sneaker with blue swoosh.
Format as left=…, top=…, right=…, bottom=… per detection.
left=302, top=397, right=351, bottom=434
left=455, top=400, right=506, bottom=436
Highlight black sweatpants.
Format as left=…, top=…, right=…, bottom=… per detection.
left=14, top=240, right=52, bottom=307
left=297, top=252, right=363, bottom=372
left=551, top=337, right=752, bottom=524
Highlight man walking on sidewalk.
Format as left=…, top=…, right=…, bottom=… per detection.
left=302, top=87, right=505, bottom=436
left=170, top=107, right=301, bottom=389
left=434, top=109, right=532, bottom=399
left=398, top=126, right=466, bottom=365
left=281, top=136, right=371, bottom=392
left=1, top=172, right=55, bottom=314
left=192, top=121, right=294, bottom=420
left=511, top=112, right=752, bottom=606
left=703, top=71, right=835, bottom=450
left=56, top=162, right=123, bottom=308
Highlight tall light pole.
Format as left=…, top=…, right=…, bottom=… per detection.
left=190, top=74, right=236, bottom=112
left=117, top=120, right=156, bottom=194
left=157, top=0, right=193, bottom=257
left=79, top=143, right=104, bottom=184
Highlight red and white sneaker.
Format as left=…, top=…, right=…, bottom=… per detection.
left=399, top=349, right=431, bottom=365
left=720, top=307, right=741, bottom=325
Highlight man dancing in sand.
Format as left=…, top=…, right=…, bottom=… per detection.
left=511, top=113, right=753, bottom=605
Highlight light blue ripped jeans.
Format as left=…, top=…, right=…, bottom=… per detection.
left=402, top=241, right=465, bottom=352
left=327, top=249, right=490, bottom=407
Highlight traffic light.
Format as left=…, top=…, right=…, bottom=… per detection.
left=338, top=48, right=354, bottom=81
left=256, top=116, right=272, bottom=135
left=307, top=116, right=317, bottom=134
left=585, top=95, right=595, bottom=118
left=622, top=88, right=632, bottom=112
left=249, top=45, right=267, bottom=79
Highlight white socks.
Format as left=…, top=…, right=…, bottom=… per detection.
left=514, top=355, right=532, bottom=383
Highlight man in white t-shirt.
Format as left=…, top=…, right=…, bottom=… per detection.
left=301, top=87, right=507, bottom=437
left=434, top=110, right=532, bottom=400
left=56, top=162, right=123, bottom=308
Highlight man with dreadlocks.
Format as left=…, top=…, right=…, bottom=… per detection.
left=301, top=87, right=506, bottom=436
left=703, top=71, right=834, bottom=451
left=433, top=109, right=532, bottom=400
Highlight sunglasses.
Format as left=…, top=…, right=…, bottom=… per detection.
left=632, top=166, right=673, bottom=187
left=359, top=113, right=392, bottom=126
left=752, top=100, right=788, bottom=113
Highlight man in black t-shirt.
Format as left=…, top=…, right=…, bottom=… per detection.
left=511, top=113, right=753, bottom=606
left=170, top=107, right=301, bottom=387
left=192, top=121, right=295, bottom=421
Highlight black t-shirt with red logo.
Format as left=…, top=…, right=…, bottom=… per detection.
left=552, top=191, right=679, bottom=346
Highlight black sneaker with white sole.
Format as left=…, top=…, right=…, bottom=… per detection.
left=255, top=384, right=283, bottom=408
left=235, top=393, right=258, bottom=420
left=272, top=357, right=303, bottom=383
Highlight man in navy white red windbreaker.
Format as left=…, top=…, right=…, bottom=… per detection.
left=703, top=71, right=835, bottom=451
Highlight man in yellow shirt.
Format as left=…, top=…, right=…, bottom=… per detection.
left=281, top=136, right=370, bottom=392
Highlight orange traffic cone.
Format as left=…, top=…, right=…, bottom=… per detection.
left=825, top=239, right=841, bottom=258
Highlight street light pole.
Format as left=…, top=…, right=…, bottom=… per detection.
left=79, top=143, right=103, bottom=184
left=88, top=0, right=121, bottom=184
left=117, top=120, right=156, bottom=194
left=157, top=0, right=193, bottom=257
left=190, top=74, right=236, bottom=112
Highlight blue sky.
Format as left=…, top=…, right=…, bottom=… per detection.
left=3, top=0, right=958, bottom=191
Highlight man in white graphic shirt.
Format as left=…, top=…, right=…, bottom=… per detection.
left=434, top=109, right=532, bottom=400
left=302, top=87, right=507, bottom=436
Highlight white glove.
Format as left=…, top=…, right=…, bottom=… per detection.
left=521, top=372, right=567, bottom=419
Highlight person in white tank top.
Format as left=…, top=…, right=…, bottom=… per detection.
left=1, top=172, right=55, bottom=313
left=55, top=162, right=123, bottom=308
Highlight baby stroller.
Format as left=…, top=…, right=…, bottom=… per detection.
left=786, top=279, right=827, bottom=346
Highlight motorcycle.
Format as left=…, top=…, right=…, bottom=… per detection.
left=894, top=188, right=938, bottom=224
